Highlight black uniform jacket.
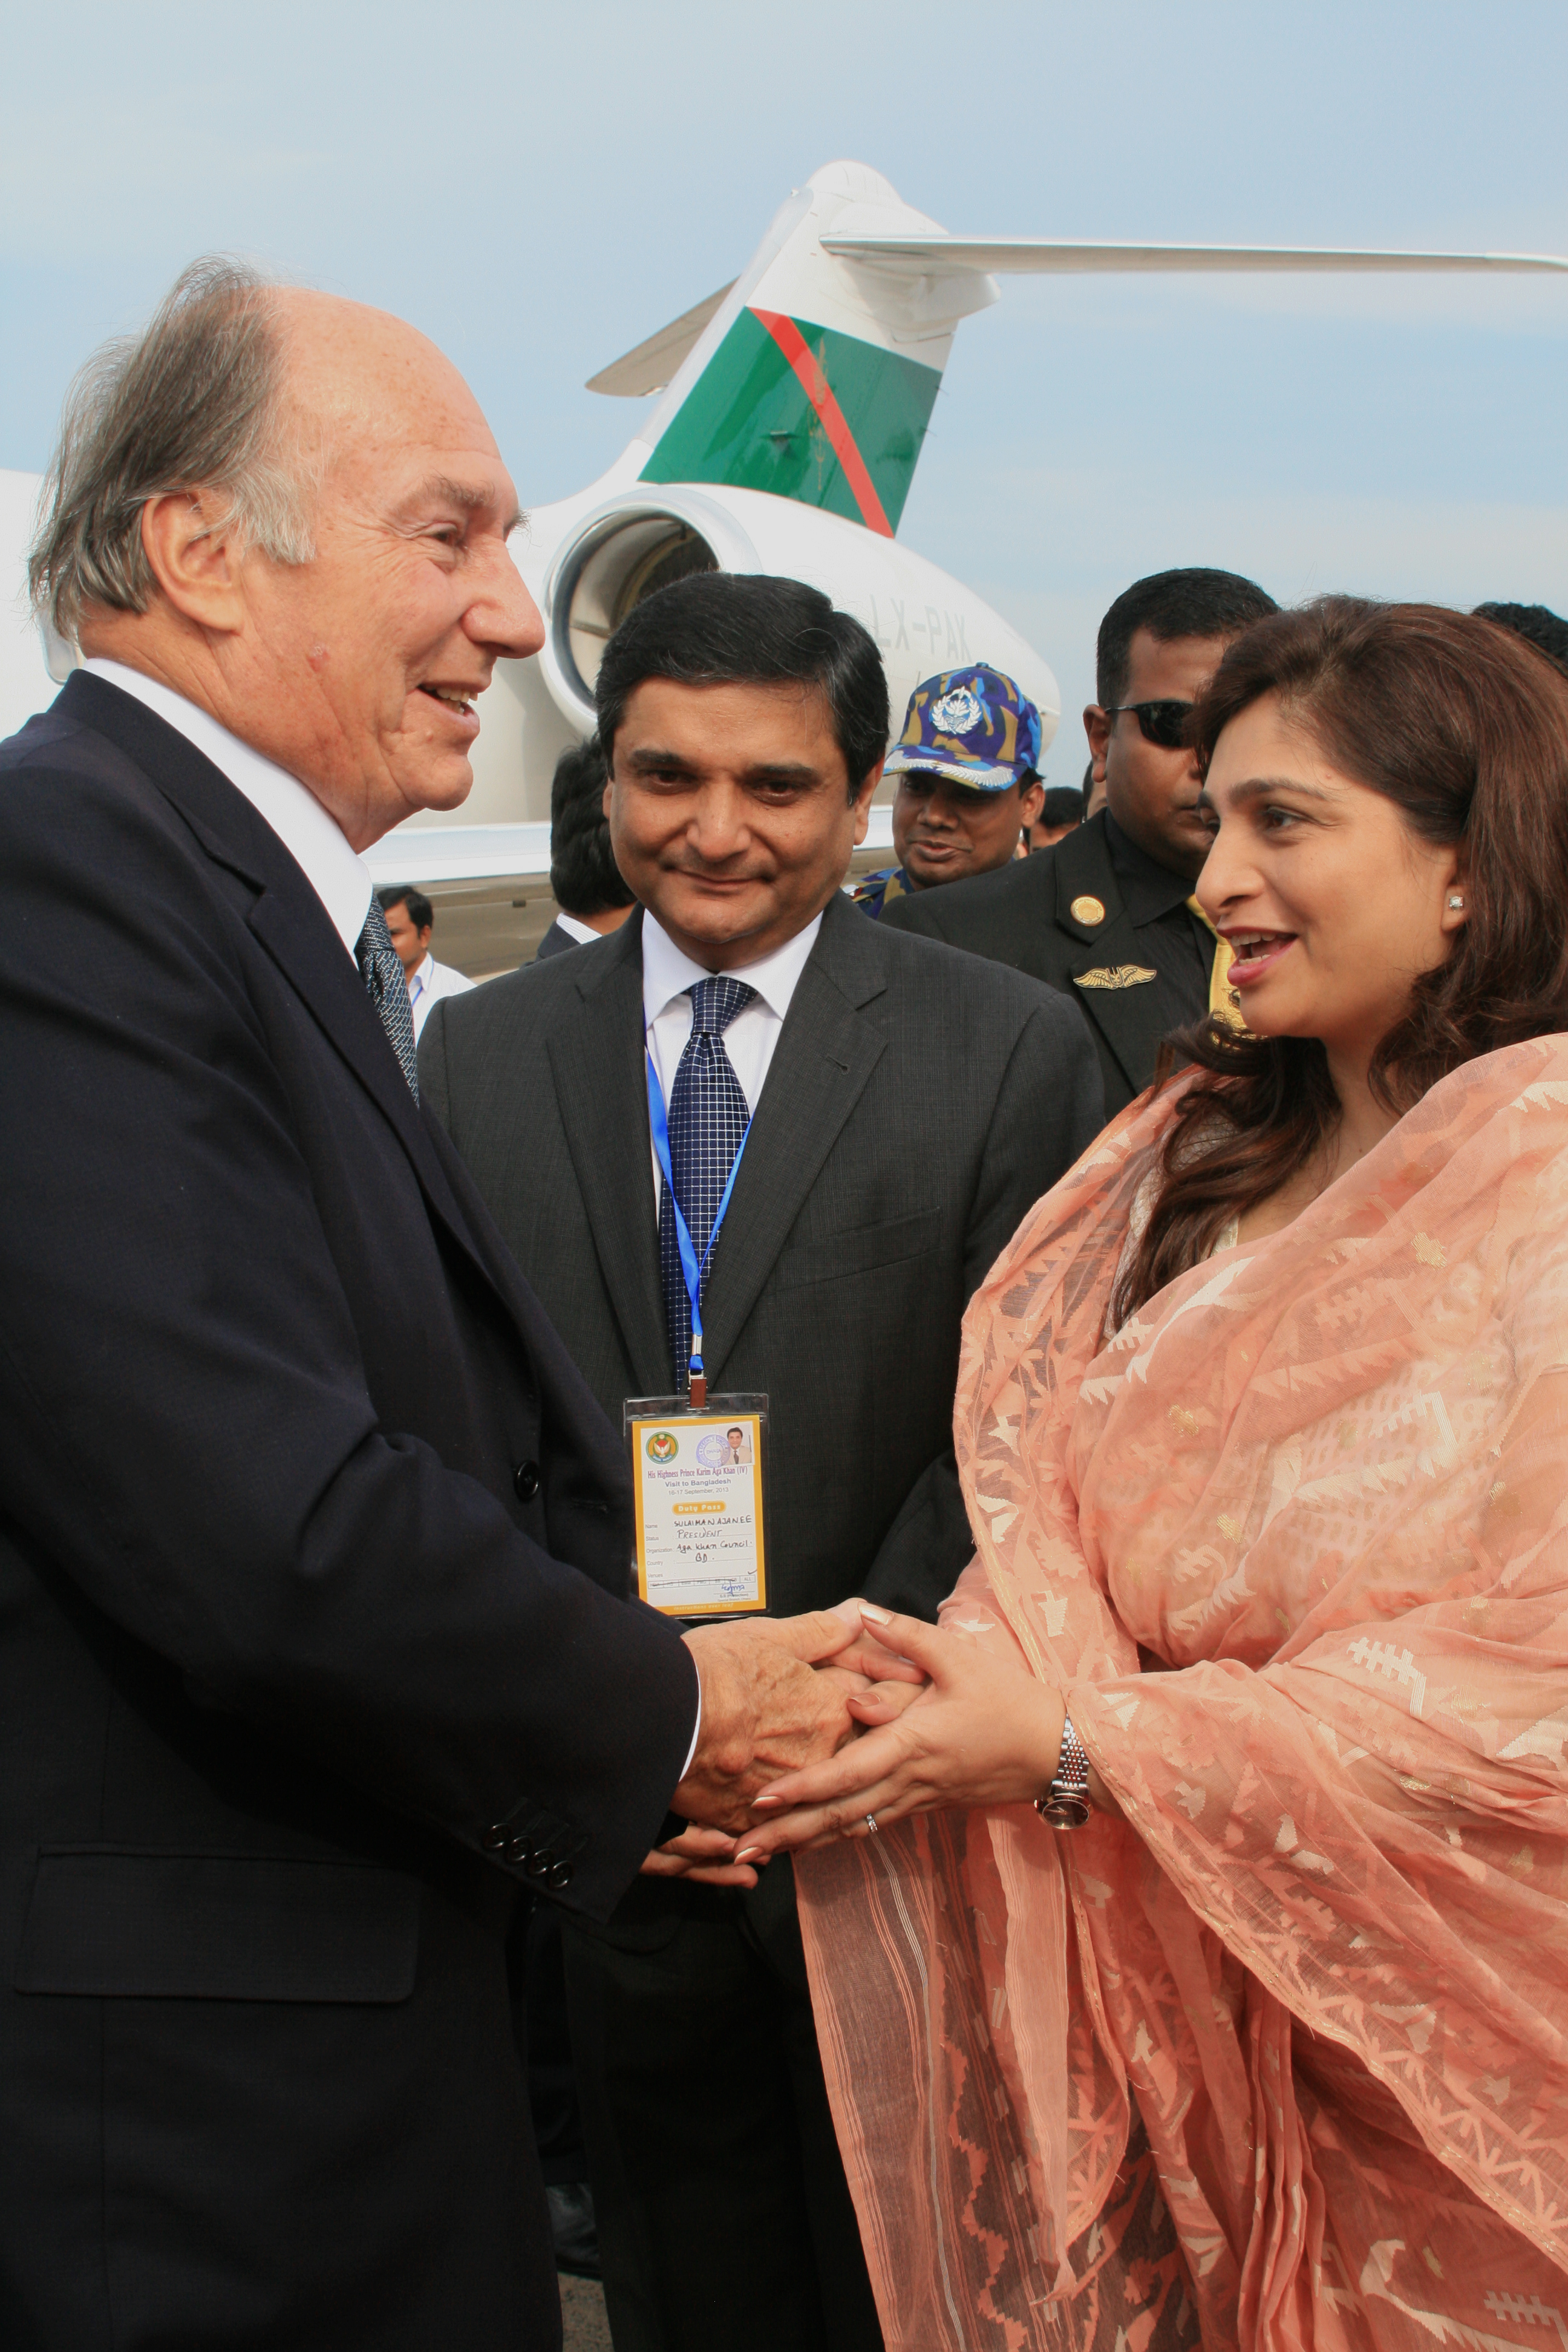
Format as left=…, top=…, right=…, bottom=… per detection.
left=882, top=808, right=1212, bottom=1117
left=0, top=672, right=694, bottom=2352
left=421, top=893, right=1104, bottom=1627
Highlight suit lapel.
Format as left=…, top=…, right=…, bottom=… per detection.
left=59, top=671, right=499, bottom=1292
left=1050, top=820, right=1153, bottom=1100
left=700, top=895, right=887, bottom=1382
left=545, top=915, right=671, bottom=1396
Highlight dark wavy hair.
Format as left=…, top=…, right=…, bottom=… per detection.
left=548, top=739, right=632, bottom=918
left=1114, top=596, right=1568, bottom=1322
left=595, top=571, right=889, bottom=802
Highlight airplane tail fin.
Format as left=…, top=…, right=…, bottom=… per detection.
left=589, top=163, right=996, bottom=539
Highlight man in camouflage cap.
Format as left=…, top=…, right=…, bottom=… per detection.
left=853, top=664, right=1045, bottom=918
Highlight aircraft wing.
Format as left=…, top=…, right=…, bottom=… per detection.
left=822, top=235, right=1568, bottom=276
left=586, top=280, right=736, bottom=396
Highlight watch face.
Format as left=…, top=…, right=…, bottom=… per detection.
left=1039, top=1794, right=1093, bottom=1830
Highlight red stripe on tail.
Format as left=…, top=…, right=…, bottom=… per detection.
left=752, top=309, right=895, bottom=538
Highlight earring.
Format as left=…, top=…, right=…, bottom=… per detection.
left=1447, top=894, right=1465, bottom=910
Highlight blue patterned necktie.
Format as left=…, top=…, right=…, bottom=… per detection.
left=659, top=975, right=757, bottom=1385
left=356, top=897, right=420, bottom=1102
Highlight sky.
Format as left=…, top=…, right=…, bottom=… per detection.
left=4, top=0, right=1567, bottom=771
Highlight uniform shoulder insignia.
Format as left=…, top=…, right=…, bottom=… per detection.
left=1073, top=964, right=1158, bottom=991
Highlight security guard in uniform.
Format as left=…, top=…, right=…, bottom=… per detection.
left=883, top=567, right=1278, bottom=1116
left=853, top=665, right=1044, bottom=920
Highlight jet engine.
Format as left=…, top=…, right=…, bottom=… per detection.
left=462, top=479, right=1062, bottom=825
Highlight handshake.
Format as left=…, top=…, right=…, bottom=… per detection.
left=645, top=1595, right=1083, bottom=1884
left=645, top=1602, right=927, bottom=1889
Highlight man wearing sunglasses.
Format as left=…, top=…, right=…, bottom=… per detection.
left=884, top=567, right=1277, bottom=1116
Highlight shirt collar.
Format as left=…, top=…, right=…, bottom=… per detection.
left=82, top=658, right=374, bottom=957
left=407, top=952, right=434, bottom=995
left=1103, top=809, right=1198, bottom=924
left=641, top=907, right=823, bottom=1030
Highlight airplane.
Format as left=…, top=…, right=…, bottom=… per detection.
left=3, top=159, right=1563, bottom=970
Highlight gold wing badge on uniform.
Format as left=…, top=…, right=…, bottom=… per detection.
left=1073, top=965, right=1158, bottom=990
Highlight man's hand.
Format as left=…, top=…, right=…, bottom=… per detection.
left=639, top=1822, right=759, bottom=1890
left=670, top=1610, right=867, bottom=1835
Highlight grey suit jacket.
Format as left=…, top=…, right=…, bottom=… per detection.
left=421, top=892, right=1103, bottom=1623
left=534, top=918, right=578, bottom=961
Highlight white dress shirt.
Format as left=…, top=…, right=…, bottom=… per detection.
left=641, top=909, right=822, bottom=1209
left=555, top=912, right=604, bottom=948
left=82, top=659, right=373, bottom=955
left=407, top=952, right=475, bottom=1041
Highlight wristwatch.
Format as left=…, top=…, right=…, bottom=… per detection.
left=1035, top=1714, right=1093, bottom=1829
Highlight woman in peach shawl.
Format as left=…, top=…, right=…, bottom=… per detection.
left=745, top=601, right=1568, bottom=2347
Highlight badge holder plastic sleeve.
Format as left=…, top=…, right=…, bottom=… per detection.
left=624, top=1393, right=769, bottom=1618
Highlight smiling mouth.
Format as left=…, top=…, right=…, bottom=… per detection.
left=419, top=684, right=479, bottom=719
left=1224, top=930, right=1297, bottom=984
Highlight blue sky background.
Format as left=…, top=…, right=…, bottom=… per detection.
left=4, top=0, right=1566, bottom=767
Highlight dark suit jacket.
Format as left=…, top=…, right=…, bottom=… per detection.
left=883, top=811, right=1210, bottom=1117
left=535, top=915, right=579, bottom=960
left=0, top=673, right=695, bottom=2352
left=420, top=893, right=1103, bottom=1625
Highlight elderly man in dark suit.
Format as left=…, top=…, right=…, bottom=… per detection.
left=884, top=568, right=1278, bottom=1115
left=420, top=570, right=1104, bottom=2352
left=0, top=263, right=864, bottom=2352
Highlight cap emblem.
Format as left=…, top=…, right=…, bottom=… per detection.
left=930, top=686, right=983, bottom=736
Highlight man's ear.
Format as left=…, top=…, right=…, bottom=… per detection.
left=851, top=756, right=884, bottom=846
left=1019, top=776, right=1046, bottom=826
left=1083, top=705, right=1111, bottom=779
left=139, top=491, right=248, bottom=636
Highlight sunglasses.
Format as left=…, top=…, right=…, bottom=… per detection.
left=1104, top=699, right=1194, bottom=750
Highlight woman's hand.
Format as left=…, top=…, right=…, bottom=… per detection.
left=734, top=1603, right=1068, bottom=1860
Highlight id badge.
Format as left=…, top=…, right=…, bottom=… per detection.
left=624, top=1392, right=769, bottom=1616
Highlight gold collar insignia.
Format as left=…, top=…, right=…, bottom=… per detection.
left=1073, top=964, right=1158, bottom=991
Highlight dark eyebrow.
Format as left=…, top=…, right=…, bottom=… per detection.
left=1214, top=774, right=1335, bottom=808
left=626, top=746, right=699, bottom=774
left=624, top=750, right=823, bottom=787
left=742, top=762, right=822, bottom=787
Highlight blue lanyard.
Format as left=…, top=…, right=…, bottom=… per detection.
left=646, top=1051, right=752, bottom=1385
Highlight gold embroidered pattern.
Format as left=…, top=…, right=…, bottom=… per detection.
left=1074, top=964, right=1158, bottom=991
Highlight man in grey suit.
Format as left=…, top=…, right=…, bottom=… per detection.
left=420, top=573, right=1103, bottom=2352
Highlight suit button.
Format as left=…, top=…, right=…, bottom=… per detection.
left=547, top=1860, right=573, bottom=1890
left=481, top=1823, right=509, bottom=1851
left=513, top=1460, right=540, bottom=1503
left=526, top=1849, right=553, bottom=1879
left=505, top=1835, right=534, bottom=1866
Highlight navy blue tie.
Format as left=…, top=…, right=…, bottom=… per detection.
left=659, top=976, right=757, bottom=1386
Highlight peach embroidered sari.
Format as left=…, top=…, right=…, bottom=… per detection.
left=796, top=1037, right=1568, bottom=2348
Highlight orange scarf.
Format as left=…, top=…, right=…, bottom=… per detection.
left=798, top=1038, right=1568, bottom=2347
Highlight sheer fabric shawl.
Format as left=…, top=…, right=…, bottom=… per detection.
left=797, top=1038, right=1568, bottom=2348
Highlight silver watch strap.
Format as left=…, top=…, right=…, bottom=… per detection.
left=1034, top=1713, right=1093, bottom=1829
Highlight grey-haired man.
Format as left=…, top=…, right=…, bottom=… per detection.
left=0, top=262, right=864, bottom=2351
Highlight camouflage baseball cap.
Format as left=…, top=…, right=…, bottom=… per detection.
left=884, top=665, right=1043, bottom=793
